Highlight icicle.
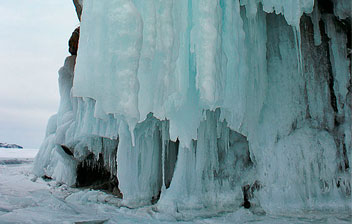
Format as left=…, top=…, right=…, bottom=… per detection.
left=160, top=121, right=167, bottom=192
left=293, top=26, right=304, bottom=76
left=309, top=1, right=322, bottom=46
left=128, top=119, right=137, bottom=147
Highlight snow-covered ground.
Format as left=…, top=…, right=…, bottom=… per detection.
left=0, top=148, right=350, bottom=224
left=0, top=148, right=38, bottom=160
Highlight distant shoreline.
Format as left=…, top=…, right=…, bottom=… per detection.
left=0, top=143, right=24, bottom=149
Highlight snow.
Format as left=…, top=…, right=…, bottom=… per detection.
left=33, top=0, right=351, bottom=221
left=0, top=148, right=38, bottom=159
left=1, top=149, right=351, bottom=223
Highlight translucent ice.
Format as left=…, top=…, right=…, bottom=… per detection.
left=34, top=0, right=351, bottom=216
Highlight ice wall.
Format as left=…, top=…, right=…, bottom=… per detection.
left=34, top=0, right=351, bottom=216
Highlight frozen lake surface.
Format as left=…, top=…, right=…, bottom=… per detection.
left=0, top=148, right=350, bottom=224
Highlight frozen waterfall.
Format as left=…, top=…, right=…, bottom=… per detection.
left=34, top=0, right=351, bottom=216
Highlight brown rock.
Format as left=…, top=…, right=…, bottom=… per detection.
left=73, top=0, right=83, bottom=21
left=69, top=27, right=80, bottom=55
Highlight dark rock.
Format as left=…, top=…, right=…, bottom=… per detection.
left=243, top=200, right=251, bottom=209
left=60, top=145, right=74, bottom=157
left=73, top=0, right=83, bottom=21
left=151, top=191, right=161, bottom=205
left=69, top=27, right=80, bottom=55
left=74, top=219, right=109, bottom=224
left=242, top=181, right=261, bottom=209
left=42, top=175, right=53, bottom=181
left=0, top=143, right=23, bottom=149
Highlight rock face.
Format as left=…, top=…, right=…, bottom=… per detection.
left=73, top=0, right=83, bottom=21
left=69, top=27, right=80, bottom=55
left=0, top=143, right=23, bottom=149
left=34, top=0, right=351, bottom=215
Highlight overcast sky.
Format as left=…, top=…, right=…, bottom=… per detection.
left=0, top=0, right=79, bottom=148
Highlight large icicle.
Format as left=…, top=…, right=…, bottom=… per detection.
left=73, top=0, right=143, bottom=128
left=158, top=109, right=255, bottom=215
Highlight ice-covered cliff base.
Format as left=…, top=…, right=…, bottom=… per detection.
left=34, top=0, right=351, bottom=217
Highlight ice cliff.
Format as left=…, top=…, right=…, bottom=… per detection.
left=34, top=0, right=351, bottom=215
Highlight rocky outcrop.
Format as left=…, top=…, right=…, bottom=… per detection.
left=0, top=143, right=23, bottom=149
left=69, top=27, right=80, bottom=55
left=73, top=0, right=83, bottom=21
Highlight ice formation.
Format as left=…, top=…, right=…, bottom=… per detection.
left=34, top=0, right=351, bottom=216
